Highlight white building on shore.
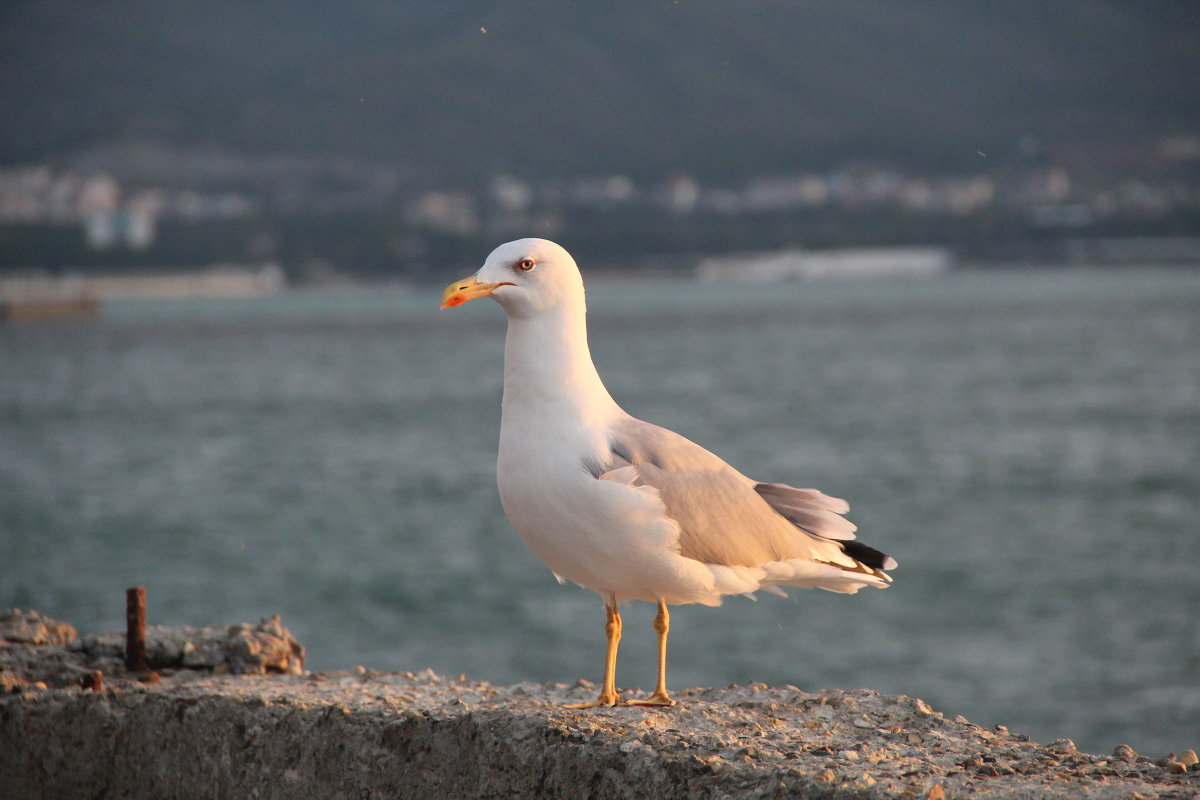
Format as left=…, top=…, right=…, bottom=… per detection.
left=0, top=263, right=286, bottom=319
left=696, top=246, right=954, bottom=282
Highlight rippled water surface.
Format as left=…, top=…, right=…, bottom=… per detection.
left=3, top=267, right=1198, bottom=755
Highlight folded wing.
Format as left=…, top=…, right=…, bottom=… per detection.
left=596, top=415, right=896, bottom=583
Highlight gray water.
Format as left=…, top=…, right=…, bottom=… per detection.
left=3, top=268, right=1198, bottom=757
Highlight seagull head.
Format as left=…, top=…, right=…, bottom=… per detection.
left=441, top=238, right=585, bottom=318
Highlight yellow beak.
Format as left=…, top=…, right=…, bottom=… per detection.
left=440, top=275, right=507, bottom=309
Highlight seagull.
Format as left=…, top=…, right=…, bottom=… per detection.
left=441, top=238, right=895, bottom=708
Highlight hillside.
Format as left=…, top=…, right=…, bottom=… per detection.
left=2, top=2, right=1198, bottom=181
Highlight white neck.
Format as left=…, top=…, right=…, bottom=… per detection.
left=500, top=301, right=620, bottom=427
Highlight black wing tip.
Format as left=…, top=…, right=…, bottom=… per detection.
left=840, top=540, right=897, bottom=571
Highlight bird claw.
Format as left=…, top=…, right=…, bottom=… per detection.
left=622, top=692, right=677, bottom=708
left=564, top=692, right=623, bottom=709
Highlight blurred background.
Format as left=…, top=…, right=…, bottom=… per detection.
left=2, top=2, right=1198, bottom=758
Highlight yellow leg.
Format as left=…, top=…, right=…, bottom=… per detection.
left=565, top=599, right=623, bottom=708
left=624, top=600, right=676, bottom=707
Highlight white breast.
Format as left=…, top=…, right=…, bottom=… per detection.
left=496, top=414, right=716, bottom=604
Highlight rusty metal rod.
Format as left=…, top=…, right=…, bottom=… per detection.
left=125, top=586, right=149, bottom=673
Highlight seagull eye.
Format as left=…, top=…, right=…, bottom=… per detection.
left=516, top=258, right=536, bottom=272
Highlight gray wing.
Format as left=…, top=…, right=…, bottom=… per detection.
left=754, top=482, right=896, bottom=571
left=596, top=415, right=853, bottom=568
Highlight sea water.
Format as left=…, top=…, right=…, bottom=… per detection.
left=2, top=267, right=1198, bottom=756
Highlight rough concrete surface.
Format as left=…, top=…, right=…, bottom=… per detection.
left=2, top=610, right=1197, bottom=799
left=0, top=608, right=304, bottom=693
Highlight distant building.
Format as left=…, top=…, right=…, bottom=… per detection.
left=697, top=246, right=953, bottom=282
left=0, top=263, right=286, bottom=303
left=83, top=206, right=158, bottom=250
left=77, top=174, right=120, bottom=215
left=407, top=190, right=479, bottom=236
left=661, top=172, right=699, bottom=214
